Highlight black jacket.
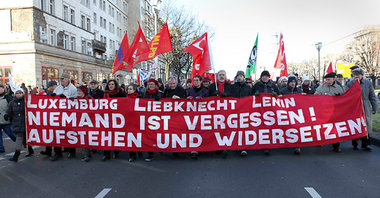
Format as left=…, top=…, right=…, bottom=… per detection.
left=164, top=86, right=186, bottom=98
left=208, top=81, right=233, bottom=96
left=89, top=88, right=104, bottom=99
left=232, top=81, right=252, bottom=98
left=281, top=86, right=302, bottom=95
left=6, top=96, right=25, bottom=133
left=252, top=80, right=280, bottom=95
left=144, top=90, right=163, bottom=100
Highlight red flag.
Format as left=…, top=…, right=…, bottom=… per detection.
left=182, top=33, right=212, bottom=79
left=135, top=23, right=173, bottom=64
left=112, top=31, right=129, bottom=74
left=273, top=33, right=288, bottom=77
left=326, top=62, right=334, bottom=74
left=126, top=25, right=150, bottom=72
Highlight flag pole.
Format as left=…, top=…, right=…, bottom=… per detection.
left=207, top=33, right=218, bottom=91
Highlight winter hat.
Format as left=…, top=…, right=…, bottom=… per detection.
left=77, top=85, right=88, bottom=95
left=260, top=70, right=270, bottom=78
left=236, top=70, right=245, bottom=78
left=203, top=77, right=211, bottom=82
left=157, top=78, right=163, bottom=84
left=102, top=79, right=107, bottom=84
left=302, top=75, right=310, bottom=83
left=147, top=78, right=159, bottom=86
left=350, top=65, right=359, bottom=70
left=288, top=75, right=297, bottom=84
left=336, top=74, right=343, bottom=78
left=352, top=68, right=364, bottom=75
left=278, top=76, right=287, bottom=83
left=48, top=81, right=57, bottom=86
left=14, top=87, right=24, bottom=94
left=90, top=79, right=98, bottom=84
left=324, top=72, right=336, bottom=79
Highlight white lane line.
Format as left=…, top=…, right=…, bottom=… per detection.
left=0, top=157, right=5, bottom=161
left=304, top=187, right=322, bottom=198
left=95, top=188, right=112, bottom=198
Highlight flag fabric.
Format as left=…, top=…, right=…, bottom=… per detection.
left=182, top=33, right=212, bottom=79
left=112, top=31, right=129, bottom=74
left=137, top=68, right=149, bottom=86
left=273, top=33, right=288, bottom=77
left=326, top=62, right=334, bottom=74
left=146, top=57, right=158, bottom=80
left=246, top=34, right=258, bottom=78
left=126, top=25, right=150, bottom=72
left=135, top=23, right=173, bottom=64
left=8, top=73, right=16, bottom=93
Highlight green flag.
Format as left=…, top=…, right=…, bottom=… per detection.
left=246, top=34, right=258, bottom=78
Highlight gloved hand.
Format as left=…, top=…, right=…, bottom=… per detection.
left=59, top=94, right=66, bottom=98
left=254, top=91, right=260, bottom=96
left=195, top=96, right=202, bottom=101
left=272, top=92, right=278, bottom=97
left=215, top=90, right=220, bottom=96
left=4, top=114, right=9, bottom=121
left=221, top=92, right=228, bottom=97
left=373, top=110, right=377, bottom=114
left=154, top=95, right=160, bottom=101
left=50, top=93, right=57, bottom=97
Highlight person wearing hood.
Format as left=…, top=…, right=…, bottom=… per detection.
left=280, top=76, right=304, bottom=154
left=315, top=72, right=345, bottom=152
left=6, top=88, right=34, bottom=162
left=232, top=71, right=253, bottom=157
left=0, top=85, right=16, bottom=153
left=300, top=75, right=315, bottom=94
left=252, top=70, right=280, bottom=156
left=345, top=68, right=377, bottom=151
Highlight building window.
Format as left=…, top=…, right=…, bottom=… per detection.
left=109, top=22, right=112, bottom=32
left=108, top=5, right=111, bottom=15
left=50, top=29, right=56, bottom=46
left=40, top=27, right=48, bottom=43
left=82, top=72, right=93, bottom=83
left=81, top=15, right=85, bottom=29
left=42, top=67, right=59, bottom=88
left=63, top=69, right=78, bottom=84
left=102, top=0, right=106, bottom=11
left=70, top=36, right=76, bottom=51
left=86, top=18, right=91, bottom=31
left=87, top=42, right=92, bottom=55
left=93, top=0, right=96, bottom=6
left=40, top=0, right=46, bottom=11
left=123, top=1, right=128, bottom=12
left=0, top=67, right=12, bottom=86
left=63, top=34, right=69, bottom=49
left=93, top=13, right=97, bottom=25
left=97, top=72, right=106, bottom=82
left=86, top=0, right=90, bottom=7
left=49, top=0, right=55, bottom=15
left=111, top=7, right=114, bottom=17
left=99, top=0, right=102, bottom=9
left=70, top=9, right=75, bottom=24
left=100, top=17, right=103, bottom=27
left=81, top=39, right=86, bottom=54
left=63, top=5, right=68, bottom=21
left=123, top=16, right=127, bottom=26
left=104, top=18, right=106, bottom=29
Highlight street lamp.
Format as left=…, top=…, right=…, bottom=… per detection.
left=315, top=42, right=322, bottom=81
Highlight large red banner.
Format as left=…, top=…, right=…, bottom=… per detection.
left=26, top=81, right=367, bottom=152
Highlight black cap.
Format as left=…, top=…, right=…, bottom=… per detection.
left=102, top=79, right=107, bottom=84
left=324, top=72, right=336, bottom=79
left=260, top=70, right=270, bottom=78
left=336, top=74, right=343, bottom=78
left=90, top=79, right=98, bottom=84
left=236, top=70, right=245, bottom=77
left=288, top=75, right=297, bottom=84
left=350, top=65, right=359, bottom=70
left=48, top=81, right=57, bottom=86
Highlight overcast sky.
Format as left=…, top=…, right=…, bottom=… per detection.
left=173, top=0, right=380, bottom=79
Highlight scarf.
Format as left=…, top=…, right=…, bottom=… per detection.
left=217, top=80, right=225, bottom=94
left=302, top=84, right=309, bottom=93
left=147, top=88, right=158, bottom=95
left=127, top=92, right=139, bottom=98
left=104, top=89, right=119, bottom=98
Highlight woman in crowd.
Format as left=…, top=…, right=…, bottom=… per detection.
left=76, top=85, right=93, bottom=162
left=7, top=88, right=34, bottom=162
left=102, top=80, right=126, bottom=161
left=143, top=79, right=162, bottom=162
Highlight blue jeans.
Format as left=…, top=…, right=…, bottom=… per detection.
left=0, top=124, right=16, bottom=151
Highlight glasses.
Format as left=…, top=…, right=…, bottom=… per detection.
left=246, top=82, right=252, bottom=84
left=127, top=88, right=134, bottom=90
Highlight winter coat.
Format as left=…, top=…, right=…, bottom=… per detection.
left=314, top=82, right=345, bottom=96
left=187, top=86, right=209, bottom=98
left=232, top=81, right=253, bottom=98
left=345, top=79, right=378, bottom=133
left=0, top=94, right=12, bottom=125
left=208, top=81, right=234, bottom=96
left=89, top=88, right=104, bottom=99
left=105, top=89, right=126, bottom=98
left=6, top=96, right=25, bottom=133
left=252, top=80, right=280, bottom=95
left=53, top=83, right=78, bottom=98
left=299, top=84, right=315, bottom=94
left=281, top=86, right=302, bottom=95
left=143, top=89, right=162, bottom=100
left=164, top=86, right=186, bottom=98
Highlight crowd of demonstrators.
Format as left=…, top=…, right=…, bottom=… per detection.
left=2, top=65, right=378, bottom=163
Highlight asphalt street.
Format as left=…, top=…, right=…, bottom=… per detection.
left=0, top=137, right=380, bottom=198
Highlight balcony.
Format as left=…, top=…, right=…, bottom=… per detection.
left=92, top=39, right=106, bottom=53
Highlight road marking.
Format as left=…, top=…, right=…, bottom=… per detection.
left=304, top=187, right=322, bottom=198
left=95, top=188, right=112, bottom=198
left=0, top=157, right=5, bottom=161
left=5, top=151, right=26, bottom=157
